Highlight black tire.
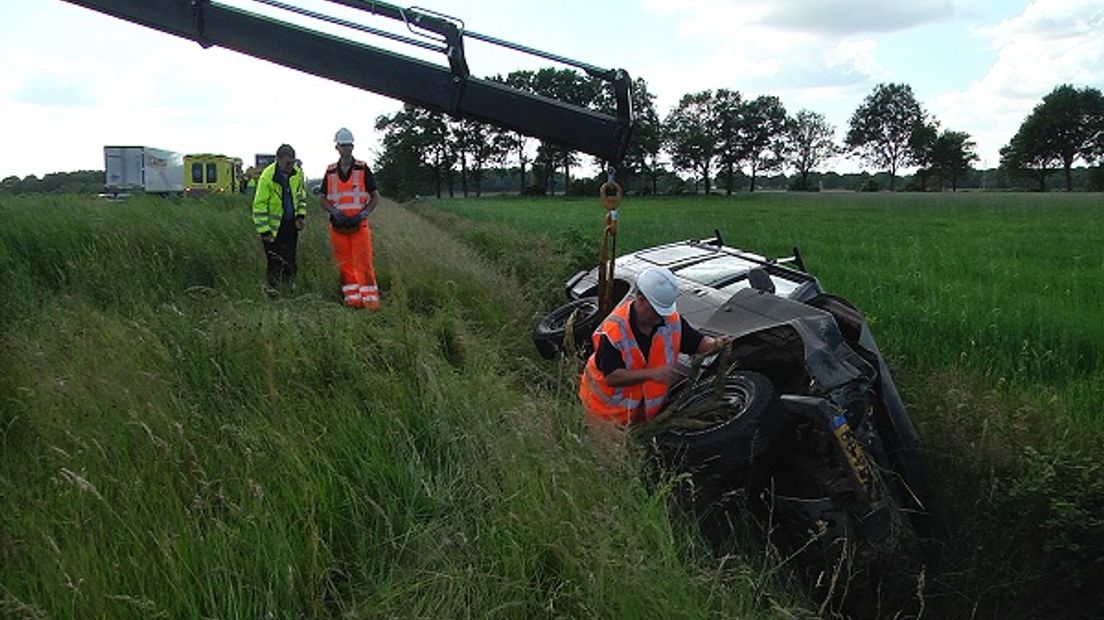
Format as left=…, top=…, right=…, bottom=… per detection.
left=806, top=293, right=865, bottom=342
left=532, top=297, right=602, bottom=360
left=657, top=371, right=785, bottom=476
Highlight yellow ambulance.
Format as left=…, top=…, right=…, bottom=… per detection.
left=184, top=154, right=244, bottom=196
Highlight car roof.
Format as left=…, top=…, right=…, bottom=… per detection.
left=633, top=240, right=768, bottom=267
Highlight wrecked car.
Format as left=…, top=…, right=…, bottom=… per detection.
left=533, top=232, right=934, bottom=613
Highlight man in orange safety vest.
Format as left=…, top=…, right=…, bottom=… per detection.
left=320, top=127, right=382, bottom=309
left=579, top=267, right=727, bottom=426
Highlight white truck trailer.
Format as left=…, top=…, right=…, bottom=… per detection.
left=103, top=146, right=184, bottom=196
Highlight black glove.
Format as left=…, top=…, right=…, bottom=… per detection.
left=329, top=212, right=351, bottom=228
left=348, top=209, right=368, bottom=225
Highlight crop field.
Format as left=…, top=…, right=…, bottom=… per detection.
left=1, top=190, right=1101, bottom=619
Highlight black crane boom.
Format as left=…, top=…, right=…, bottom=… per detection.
left=61, top=0, right=633, bottom=166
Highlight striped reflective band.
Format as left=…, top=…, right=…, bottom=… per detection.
left=660, top=325, right=676, bottom=365
left=331, top=189, right=368, bottom=202
left=582, top=369, right=640, bottom=410
left=326, top=168, right=368, bottom=204
left=602, top=314, right=636, bottom=366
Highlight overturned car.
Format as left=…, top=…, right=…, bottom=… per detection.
left=533, top=232, right=933, bottom=613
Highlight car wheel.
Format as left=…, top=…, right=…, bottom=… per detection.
left=656, top=370, right=785, bottom=476
left=532, top=297, right=602, bottom=359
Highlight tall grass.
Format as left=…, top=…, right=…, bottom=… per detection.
left=419, top=192, right=1104, bottom=619
left=0, top=194, right=809, bottom=618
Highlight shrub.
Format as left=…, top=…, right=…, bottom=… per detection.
left=1001, top=446, right=1104, bottom=600
left=858, top=179, right=880, bottom=192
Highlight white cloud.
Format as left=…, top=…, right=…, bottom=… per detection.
left=931, top=0, right=1104, bottom=164
left=826, top=39, right=886, bottom=81
left=757, top=0, right=954, bottom=34
left=643, top=0, right=953, bottom=36
left=8, top=0, right=1100, bottom=182
left=0, top=5, right=400, bottom=179
left=637, top=0, right=888, bottom=128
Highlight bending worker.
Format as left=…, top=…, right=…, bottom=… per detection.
left=579, top=267, right=726, bottom=426
left=252, top=144, right=307, bottom=291
left=320, top=127, right=382, bottom=309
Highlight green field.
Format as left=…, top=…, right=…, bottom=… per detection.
left=418, top=191, right=1104, bottom=617
left=2, top=191, right=1102, bottom=619
left=425, top=192, right=1104, bottom=425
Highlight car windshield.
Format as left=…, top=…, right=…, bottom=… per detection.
left=675, top=256, right=761, bottom=286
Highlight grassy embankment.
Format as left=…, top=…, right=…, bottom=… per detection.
left=0, top=193, right=813, bottom=619
left=419, top=191, right=1104, bottom=619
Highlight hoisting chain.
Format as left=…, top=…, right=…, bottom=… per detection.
left=597, top=168, right=622, bottom=317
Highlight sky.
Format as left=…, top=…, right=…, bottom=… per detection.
left=1, top=0, right=1102, bottom=179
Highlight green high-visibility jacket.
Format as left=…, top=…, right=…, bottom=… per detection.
left=251, top=162, right=307, bottom=235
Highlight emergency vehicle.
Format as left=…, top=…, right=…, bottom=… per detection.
left=184, top=154, right=244, bottom=195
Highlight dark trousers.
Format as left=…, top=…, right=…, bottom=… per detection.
left=263, top=219, right=299, bottom=287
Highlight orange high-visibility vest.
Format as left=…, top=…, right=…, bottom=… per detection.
left=579, top=298, right=682, bottom=425
left=326, top=161, right=371, bottom=215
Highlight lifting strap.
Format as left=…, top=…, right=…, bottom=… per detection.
left=596, top=180, right=622, bottom=317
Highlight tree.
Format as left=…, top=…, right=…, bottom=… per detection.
left=664, top=90, right=717, bottom=194
left=1005, top=85, right=1104, bottom=191
left=907, top=120, right=939, bottom=190
left=622, top=77, right=664, bottom=195
left=529, top=67, right=600, bottom=194
left=1001, top=107, right=1060, bottom=191
left=845, top=83, right=927, bottom=191
left=739, top=95, right=789, bottom=192
left=786, top=109, right=837, bottom=191
left=375, top=106, right=434, bottom=200
left=451, top=119, right=505, bottom=197
left=930, top=130, right=978, bottom=191
left=375, top=105, right=456, bottom=199
left=532, top=144, right=564, bottom=194
left=712, top=89, right=745, bottom=195
left=499, top=130, right=532, bottom=193
left=493, top=71, right=536, bottom=193
left=422, top=114, right=455, bottom=198
left=0, top=171, right=102, bottom=195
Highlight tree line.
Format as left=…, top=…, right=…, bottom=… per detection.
left=3, top=79, right=1100, bottom=198
left=1, top=170, right=104, bottom=195
left=373, top=71, right=1104, bottom=199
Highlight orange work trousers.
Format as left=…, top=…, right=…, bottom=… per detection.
left=329, top=217, right=379, bottom=309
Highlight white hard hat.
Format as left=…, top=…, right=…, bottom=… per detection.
left=637, top=267, right=679, bottom=317
left=334, top=127, right=354, bottom=145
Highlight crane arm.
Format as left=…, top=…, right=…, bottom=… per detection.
left=60, top=0, right=633, bottom=166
